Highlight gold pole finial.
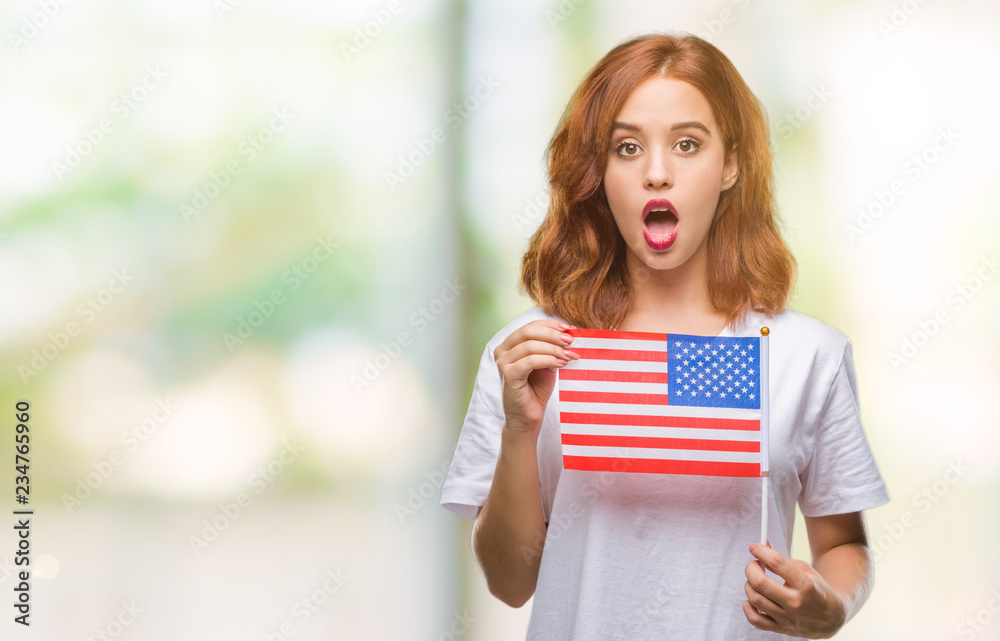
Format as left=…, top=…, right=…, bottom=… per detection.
left=760, top=327, right=769, bottom=336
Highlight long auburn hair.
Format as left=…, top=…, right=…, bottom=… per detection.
left=520, top=32, right=796, bottom=330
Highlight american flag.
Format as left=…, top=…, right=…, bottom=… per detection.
left=557, top=328, right=765, bottom=477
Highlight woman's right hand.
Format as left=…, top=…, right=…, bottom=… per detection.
left=493, top=319, right=579, bottom=438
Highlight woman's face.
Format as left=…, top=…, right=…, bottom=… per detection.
left=603, top=76, right=738, bottom=278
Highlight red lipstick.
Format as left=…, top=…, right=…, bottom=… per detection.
left=642, top=199, right=679, bottom=251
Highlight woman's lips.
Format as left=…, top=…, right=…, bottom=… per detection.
left=643, top=222, right=678, bottom=250
left=642, top=199, right=679, bottom=251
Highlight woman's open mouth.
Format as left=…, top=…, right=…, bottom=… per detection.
left=642, top=199, right=679, bottom=251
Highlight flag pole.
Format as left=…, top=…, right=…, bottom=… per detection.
left=759, top=327, right=770, bottom=549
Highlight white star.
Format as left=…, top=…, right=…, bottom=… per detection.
left=748, top=356, right=755, bottom=363
left=750, top=393, right=756, bottom=400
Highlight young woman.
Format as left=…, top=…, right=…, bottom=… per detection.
left=440, top=32, right=889, bottom=639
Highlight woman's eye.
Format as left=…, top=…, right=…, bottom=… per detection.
left=615, top=142, right=640, bottom=157
left=676, top=138, right=700, bottom=154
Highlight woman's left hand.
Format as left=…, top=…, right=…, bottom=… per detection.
left=742, top=543, right=847, bottom=638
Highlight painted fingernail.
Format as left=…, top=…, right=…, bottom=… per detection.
left=560, top=334, right=573, bottom=344
left=564, top=350, right=580, bottom=360
left=557, top=322, right=570, bottom=330
left=556, top=358, right=568, bottom=367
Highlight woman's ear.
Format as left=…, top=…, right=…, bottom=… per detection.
left=722, top=145, right=739, bottom=191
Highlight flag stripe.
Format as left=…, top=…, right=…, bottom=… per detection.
left=570, top=347, right=668, bottom=362
left=561, top=444, right=759, bottom=463
left=561, top=359, right=667, bottom=373
left=558, top=380, right=668, bottom=394
left=561, top=433, right=760, bottom=453
left=560, top=423, right=760, bottom=441
left=560, top=391, right=671, bottom=405
left=569, top=337, right=670, bottom=351
left=558, top=369, right=670, bottom=384
left=559, top=400, right=760, bottom=420
left=561, top=411, right=758, bottom=430
left=569, top=329, right=668, bottom=341
left=563, top=455, right=759, bottom=477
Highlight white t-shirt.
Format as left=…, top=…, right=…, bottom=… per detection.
left=440, top=306, right=890, bottom=640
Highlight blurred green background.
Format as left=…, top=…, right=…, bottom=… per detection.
left=0, top=0, right=998, bottom=639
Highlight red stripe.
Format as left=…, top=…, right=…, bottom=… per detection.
left=563, top=455, right=759, bottom=477
left=560, top=391, right=670, bottom=405
left=560, top=412, right=759, bottom=431
left=561, top=434, right=760, bottom=453
left=572, top=347, right=667, bottom=362
left=568, top=328, right=668, bottom=341
left=559, top=369, right=670, bottom=384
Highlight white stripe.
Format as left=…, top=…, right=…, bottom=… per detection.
left=571, top=337, right=666, bottom=351
left=561, top=424, right=760, bottom=441
left=562, top=445, right=760, bottom=463
left=561, top=359, right=666, bottom=373
left=560, top=402, right=760, bottom=420
left=558, top=379, right=668, bottom=394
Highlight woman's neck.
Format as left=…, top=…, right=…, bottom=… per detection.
left=618, top=246, right=729, bottom=336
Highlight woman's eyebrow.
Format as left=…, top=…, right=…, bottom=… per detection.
left=611, top=120, right=712, bottom=136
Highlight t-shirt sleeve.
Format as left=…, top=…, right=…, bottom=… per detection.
left=440, top=343, right=505, bottom=520
left=797, top=338, right=891, bottom=517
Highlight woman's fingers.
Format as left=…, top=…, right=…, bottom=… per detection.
left=500, top=339, right=578, bottom=372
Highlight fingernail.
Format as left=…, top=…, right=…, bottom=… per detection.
left=557, top=322, right=570, bottom=331
left=560, top=334, right=573, bottom=344
left=749, top=544, right=757, bottom=552
left=564, top=350, right=580, bottom=360
left=556, top=358, right=568, bottom=367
